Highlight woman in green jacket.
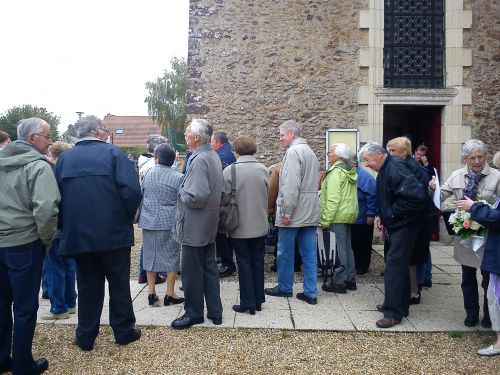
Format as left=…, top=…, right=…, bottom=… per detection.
left=320, top=143, right=359, bottom=294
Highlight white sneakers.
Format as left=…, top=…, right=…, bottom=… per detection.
left=477, top=344, right=500, bottom=356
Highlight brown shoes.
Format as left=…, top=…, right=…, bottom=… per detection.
left=376, top=317, right=401, bottom=328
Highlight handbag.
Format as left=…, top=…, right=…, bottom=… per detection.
left=218, top=163, right=239, bottom=234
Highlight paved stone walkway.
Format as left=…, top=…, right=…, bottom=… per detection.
left=37, top=242, right=490, bottom=332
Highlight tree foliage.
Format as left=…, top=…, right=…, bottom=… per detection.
left=144, top=57, right=187, bottom=148
left=0, top=105, right=60, bottom=141
left=61, top=123, right=77, bottom=143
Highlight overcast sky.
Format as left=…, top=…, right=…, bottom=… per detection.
left=0, top=0, right=189, bottom=132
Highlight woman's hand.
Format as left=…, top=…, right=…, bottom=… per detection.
left=429, top=176, right=436, bottom=191
left=374, top=216, right=383, bottom=232
left=453, top=196, right=475, bottom=212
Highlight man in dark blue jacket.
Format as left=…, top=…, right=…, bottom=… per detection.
left=360, top=141, right=427, bottom=328
left=211, top=131, right=237, bottom=277
left=55, top=116, right=142, bottom=351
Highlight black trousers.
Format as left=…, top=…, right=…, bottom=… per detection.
left=216, top=232, right=235, bottom=268
left=232, top=236, right=266, bottom=309
left=461, top=265, right=490, bottom=321
left=351, top=223, right=374, bottom=274
left=74, top=248, right=136, bottom=347
left=383, top=223, right=421, bottom=320
left=181, top=244, right=223, bottom=320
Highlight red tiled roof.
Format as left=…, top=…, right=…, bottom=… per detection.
left=101, top=115, right=162, bottom=147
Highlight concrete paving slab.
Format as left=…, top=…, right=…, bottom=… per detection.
left=234, top=308, right=293, bottom=329
left=434, top=265, right=463, bottom=274
left=292, top=308, right=354, bottom=331
left=348, top=310, right=415, bottom=332
left=335, top=285, right=385, bottom=311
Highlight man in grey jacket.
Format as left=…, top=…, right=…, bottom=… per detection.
left=171, top=119, right=224, bottom=329
left=0, top=118, right=60, bottom=374
left=265, top=120, right=320, bottom=305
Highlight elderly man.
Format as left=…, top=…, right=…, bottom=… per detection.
left=55, top=115, right=142, bottom=351
left=171, top=119, right=224, bottom=329
left=211, top=131, right=237, bottom=278
left=360, top=141, right=427, bottom=328
left=264, top=120, right=320, bottom=305
left=0, top=118, right=60, bottom=374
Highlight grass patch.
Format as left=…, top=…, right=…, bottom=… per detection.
left=145, top=325, right=156, bottom=330
left=107, top=350, right=116, bottom=357
left=279, top=330, right=290, bottom=340
left=103, top=327, right=112, bottom=334
left=449, top=331, right=464, bottom=338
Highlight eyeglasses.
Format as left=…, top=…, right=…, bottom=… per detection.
left=466, top=155, right=485, bottom=161
left=34, top=133, right=52, bottom=140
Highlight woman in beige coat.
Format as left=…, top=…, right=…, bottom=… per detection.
left=430, top=139, right=500, bottom=328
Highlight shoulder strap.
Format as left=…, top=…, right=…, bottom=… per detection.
left=230, top=163, right=237, bottom=203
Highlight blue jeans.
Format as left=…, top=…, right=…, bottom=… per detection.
left=41, top=257, right=49, bottom=294
left=416, top=254, right=432, bottom=285
left=277, top=226, right=317, bottom=298
left=46, top=240, right=77, bottom=314
left=0, top=240, right=44, bottom=374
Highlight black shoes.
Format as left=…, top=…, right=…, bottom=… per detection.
left=256, top=303, right=262, bottom=311
left=296, top=292, right=317, bottom=305
left=464, top=316, right=479, bottom=327
left=171, top=314, right=204, bottom=330
left=481, top=318, right=492, bottom=329
left=148, top=294, right=159, bottom=307
left=0, top=356, right=12, bottom=373
left=322, top=283, right=347, bottom=294
left=409, top=293, right=421, bottom=305
left=30, top=358, right=49, bottom=374
left=164, top=295, right=185, bottom=306
left=209, top=316, right=223, bottom=325
left=345, top=280, right=357, bottom=291
left=116, top=328, right=141, bottom=346
left=74, top=338, right=93, bottom=351
left=218, top=265, right=236, bottom=278
left=41, top=291, right=49, bottom=300
left=264, top=285, right=292, bottom=297
left=232, top=305, right=256, bottom=315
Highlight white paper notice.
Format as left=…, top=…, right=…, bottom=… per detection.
left=433, top=167, right=441, bottom=209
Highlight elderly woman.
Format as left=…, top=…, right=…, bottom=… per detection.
left=139, top=143, right=184, bottom=307
left=41, top=142, right=77, bottom=320
left=222, top=136, right=269, bottom=314
left=430, top=139, right=500, bottom=328
left=320, top=143, right=358, bottom=294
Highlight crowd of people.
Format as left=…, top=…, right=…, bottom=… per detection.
left=0, top=115, right=499, bottom=374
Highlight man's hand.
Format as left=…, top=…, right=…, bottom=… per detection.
left=374, top=216, right=383, bottom=232
left=429, top=176, right=437, bottom=191
left=366, top=216, right=374, bottom=226
left=421, top=155, right=429, bottom=167
left=282, top=217, right=291, bottom=226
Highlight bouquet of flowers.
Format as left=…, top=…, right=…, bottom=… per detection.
left=448, top=209, right=486, bottom=240
left=448, top=201, right=490, bottom=252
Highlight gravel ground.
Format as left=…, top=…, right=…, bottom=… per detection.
left=30, top=228, right=500, bottom=374
left=33, top=325, right=499, bottom=374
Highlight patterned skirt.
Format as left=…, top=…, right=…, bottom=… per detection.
left=142, top=229, right=180, bottom=273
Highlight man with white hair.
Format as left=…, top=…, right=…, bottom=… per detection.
left=265, top=120, right=320, bottom=305
left=55, top=115, right=142, bottom=350
left=0, top=118, right=60, bottom=374
left=359, top=141, right=427, bottom=328
left=171, top=119, right=224, bottom=329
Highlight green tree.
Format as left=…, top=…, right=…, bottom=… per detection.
left=144, top=57, right=187, bottom=148
left=61, top=123, right=77, bottom=143
left=0, top=105, right=60, bottom=141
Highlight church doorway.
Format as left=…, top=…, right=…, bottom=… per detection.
left=383, top=105, right=442, bottom=176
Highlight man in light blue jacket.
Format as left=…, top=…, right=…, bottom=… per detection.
left=265, top=120, right=320, bottom=305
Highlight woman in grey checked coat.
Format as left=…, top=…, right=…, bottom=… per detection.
left=139, top=143, right=185, bottom=307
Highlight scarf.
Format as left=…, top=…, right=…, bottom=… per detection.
left=463, top=171, right=484, bottom=200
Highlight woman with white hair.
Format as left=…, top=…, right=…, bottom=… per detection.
left=320, top=143, right=359, bottom=294
left=430, top=139, right=500, bottom=328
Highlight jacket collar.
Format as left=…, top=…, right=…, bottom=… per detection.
left=289, top=137, right=307, bottom=147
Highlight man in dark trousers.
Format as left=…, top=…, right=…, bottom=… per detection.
left=55, top=115, right=142, bottom=351
left=359, top=141, right=427, bottom=328
left=0, top=117, right=60, bottom=374
left=211, top=131, right=237, bottom=277
left=171, top=119, right=224, bottom=329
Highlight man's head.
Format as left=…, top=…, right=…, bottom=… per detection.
left=359, top=141, right=387, bottom=172
left=386, top=137, right=411, bottom=159
left=75, top=115, right=103, bottom=139
left=210, top=131, right=229, bottom=150
left=0, top=130, right=11, bottom=148
left=146, top=134, right=168, bottom=153
left=184, top=119, right=213, bottom=151
left=414, top=144, right=428, bottom=162
left=17, top=117, right=53, bottom=155
left=279, top=120, right=301, bottom=147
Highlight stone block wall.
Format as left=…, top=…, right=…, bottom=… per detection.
left=188, top=0, right=367, bottom=166
left=463, top=0, right=500, bottom=157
